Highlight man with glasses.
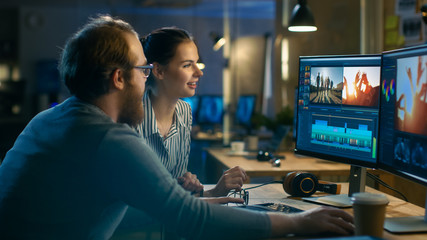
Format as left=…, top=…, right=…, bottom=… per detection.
left=0, top=15, right=354, bottom=239
left=134, top=64, right=153, bottom=77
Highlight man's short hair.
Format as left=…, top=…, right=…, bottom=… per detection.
left=59, top=15, right=139, bottom=101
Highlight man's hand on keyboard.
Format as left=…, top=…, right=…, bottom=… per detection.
left=292, top=206, right=354, bottom=236
left=268, top=206, right=354, bottom=237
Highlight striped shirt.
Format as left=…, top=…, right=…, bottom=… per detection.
left=136, top=91, right=192, bottom=178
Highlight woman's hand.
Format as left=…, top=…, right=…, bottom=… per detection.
left=178, top=172, right=204, bottom=193
left=205, top=166, right=248, bottom=197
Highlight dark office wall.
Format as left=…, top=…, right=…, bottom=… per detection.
left=229, top=36, right=267, bottom=113
left=19, top=6, right=104, bottom=115
left=16, top=6, right=273, bottom=116
left=277, top=0, right=361, bottom=116
left=16, top=1, right=361, bottom=117
left=290, top=0, right=361, bottom=56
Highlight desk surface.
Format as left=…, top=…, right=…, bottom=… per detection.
left=221, top=182, right=427, bottom=240
left=206, top=148, right=352, bottom=179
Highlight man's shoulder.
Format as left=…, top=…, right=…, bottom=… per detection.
left=35, top=97, right=136, bottom=138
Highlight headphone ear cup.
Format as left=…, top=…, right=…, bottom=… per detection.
left=283, top=171, right=318, bottom=197
left=283, top=172, right=298, bottom=196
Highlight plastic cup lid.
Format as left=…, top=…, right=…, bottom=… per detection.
left=351, top=192, right=389, bottom=205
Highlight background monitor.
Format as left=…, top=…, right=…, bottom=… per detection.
left=235, top=95, right=256, bottom=128
left=181, top=96, right=200, bottom=125
left=197, top=95, right=224, bottom=125
left=379, top=45, right=427, bottom=233
left=295, top=54, right=382, bottom=206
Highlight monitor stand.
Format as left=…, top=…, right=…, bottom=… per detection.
left=302, top=165, right=366, bottom=208
left=384, top=192, right=427, bottom=233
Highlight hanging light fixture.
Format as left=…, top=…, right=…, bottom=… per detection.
left=288, top=0, right=317, bottom=32
left=210, top=32, right=226, bottom=51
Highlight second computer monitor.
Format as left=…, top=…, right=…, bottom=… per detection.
left=295, top=54, right=382, bottom=168
left=181, top=96, right=200, bottom=125
left=378, top=44, right=427, bottom=233
left=197, top=95, right=224, bottom=125
left=379, top=45, right=427, bottom=187
left=235, top=95, right=256, bottom=128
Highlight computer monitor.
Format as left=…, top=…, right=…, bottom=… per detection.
left=379, top=45, right=427, bottom=233
left=295, top=54, right=382, bottom=207
left=197, top=95, right=224, bottom=125
left=181, top=96, right=200, bottom=125
left=293, top=87, right=298, bottom=140
left=235, top=95, right=256, bottom=129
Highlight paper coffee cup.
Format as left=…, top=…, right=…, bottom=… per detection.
left=351, top=192, right=389, bottom=238
left=245, top=136, right=259, bottom=151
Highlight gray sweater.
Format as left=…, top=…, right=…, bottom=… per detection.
left=0, top=97, right=271, bottom=240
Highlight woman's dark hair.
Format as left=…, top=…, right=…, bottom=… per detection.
left=141, top=27, right=193, bottom=87
left=59, top=15, right=138, bottom=102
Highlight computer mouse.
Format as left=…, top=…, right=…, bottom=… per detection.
left=270, top=158, right=281, bottom=167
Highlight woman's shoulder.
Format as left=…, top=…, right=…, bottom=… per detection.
left=176, top=99, right=192, bottom=126
left=176, top=99, right=192, bottom=114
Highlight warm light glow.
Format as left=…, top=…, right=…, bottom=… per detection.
left=288, top=26, right=317, bottom=32
left=213, top=38, right=226, bottom=51
left=343, top=81, right=356, bottom=100
left=0, top=64, right=9, bottom=80
left=360, top=82, right=367, bottom=92
left=196, top=62, right=205, bottom=70
left=281, top=38, right=289, bottom=81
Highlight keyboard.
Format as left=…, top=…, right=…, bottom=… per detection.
left=238, top=202, right=303, bottom=213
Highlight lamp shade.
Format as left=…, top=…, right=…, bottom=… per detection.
left=288, top=0, right=317, bottom=32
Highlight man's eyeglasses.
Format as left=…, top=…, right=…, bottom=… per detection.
left=134, top=64, right=153, bottom=77
left=228, top=189, right=249, bottom=205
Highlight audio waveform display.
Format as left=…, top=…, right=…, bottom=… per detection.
left=311, top=120, right=373, bottom=152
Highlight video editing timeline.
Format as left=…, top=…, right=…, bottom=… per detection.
left=296, top=55, right=381, bottom=166
left=311, top=115, right=375, bottom=155
left=302, top=109, right=378, bottom=164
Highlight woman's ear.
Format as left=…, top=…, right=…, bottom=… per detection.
left=152, top=62, right=165, bottom=80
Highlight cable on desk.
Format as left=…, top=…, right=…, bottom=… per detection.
left=243, top=180, right=283, bottom=190
left=227, top=181, right=282, bottom=206
left=367, top=172, right=408, bottom=202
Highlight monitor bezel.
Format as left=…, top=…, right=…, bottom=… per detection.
left=294, top=53, right=382, bottom=169
left=377, top=44, right=427, bottom=187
